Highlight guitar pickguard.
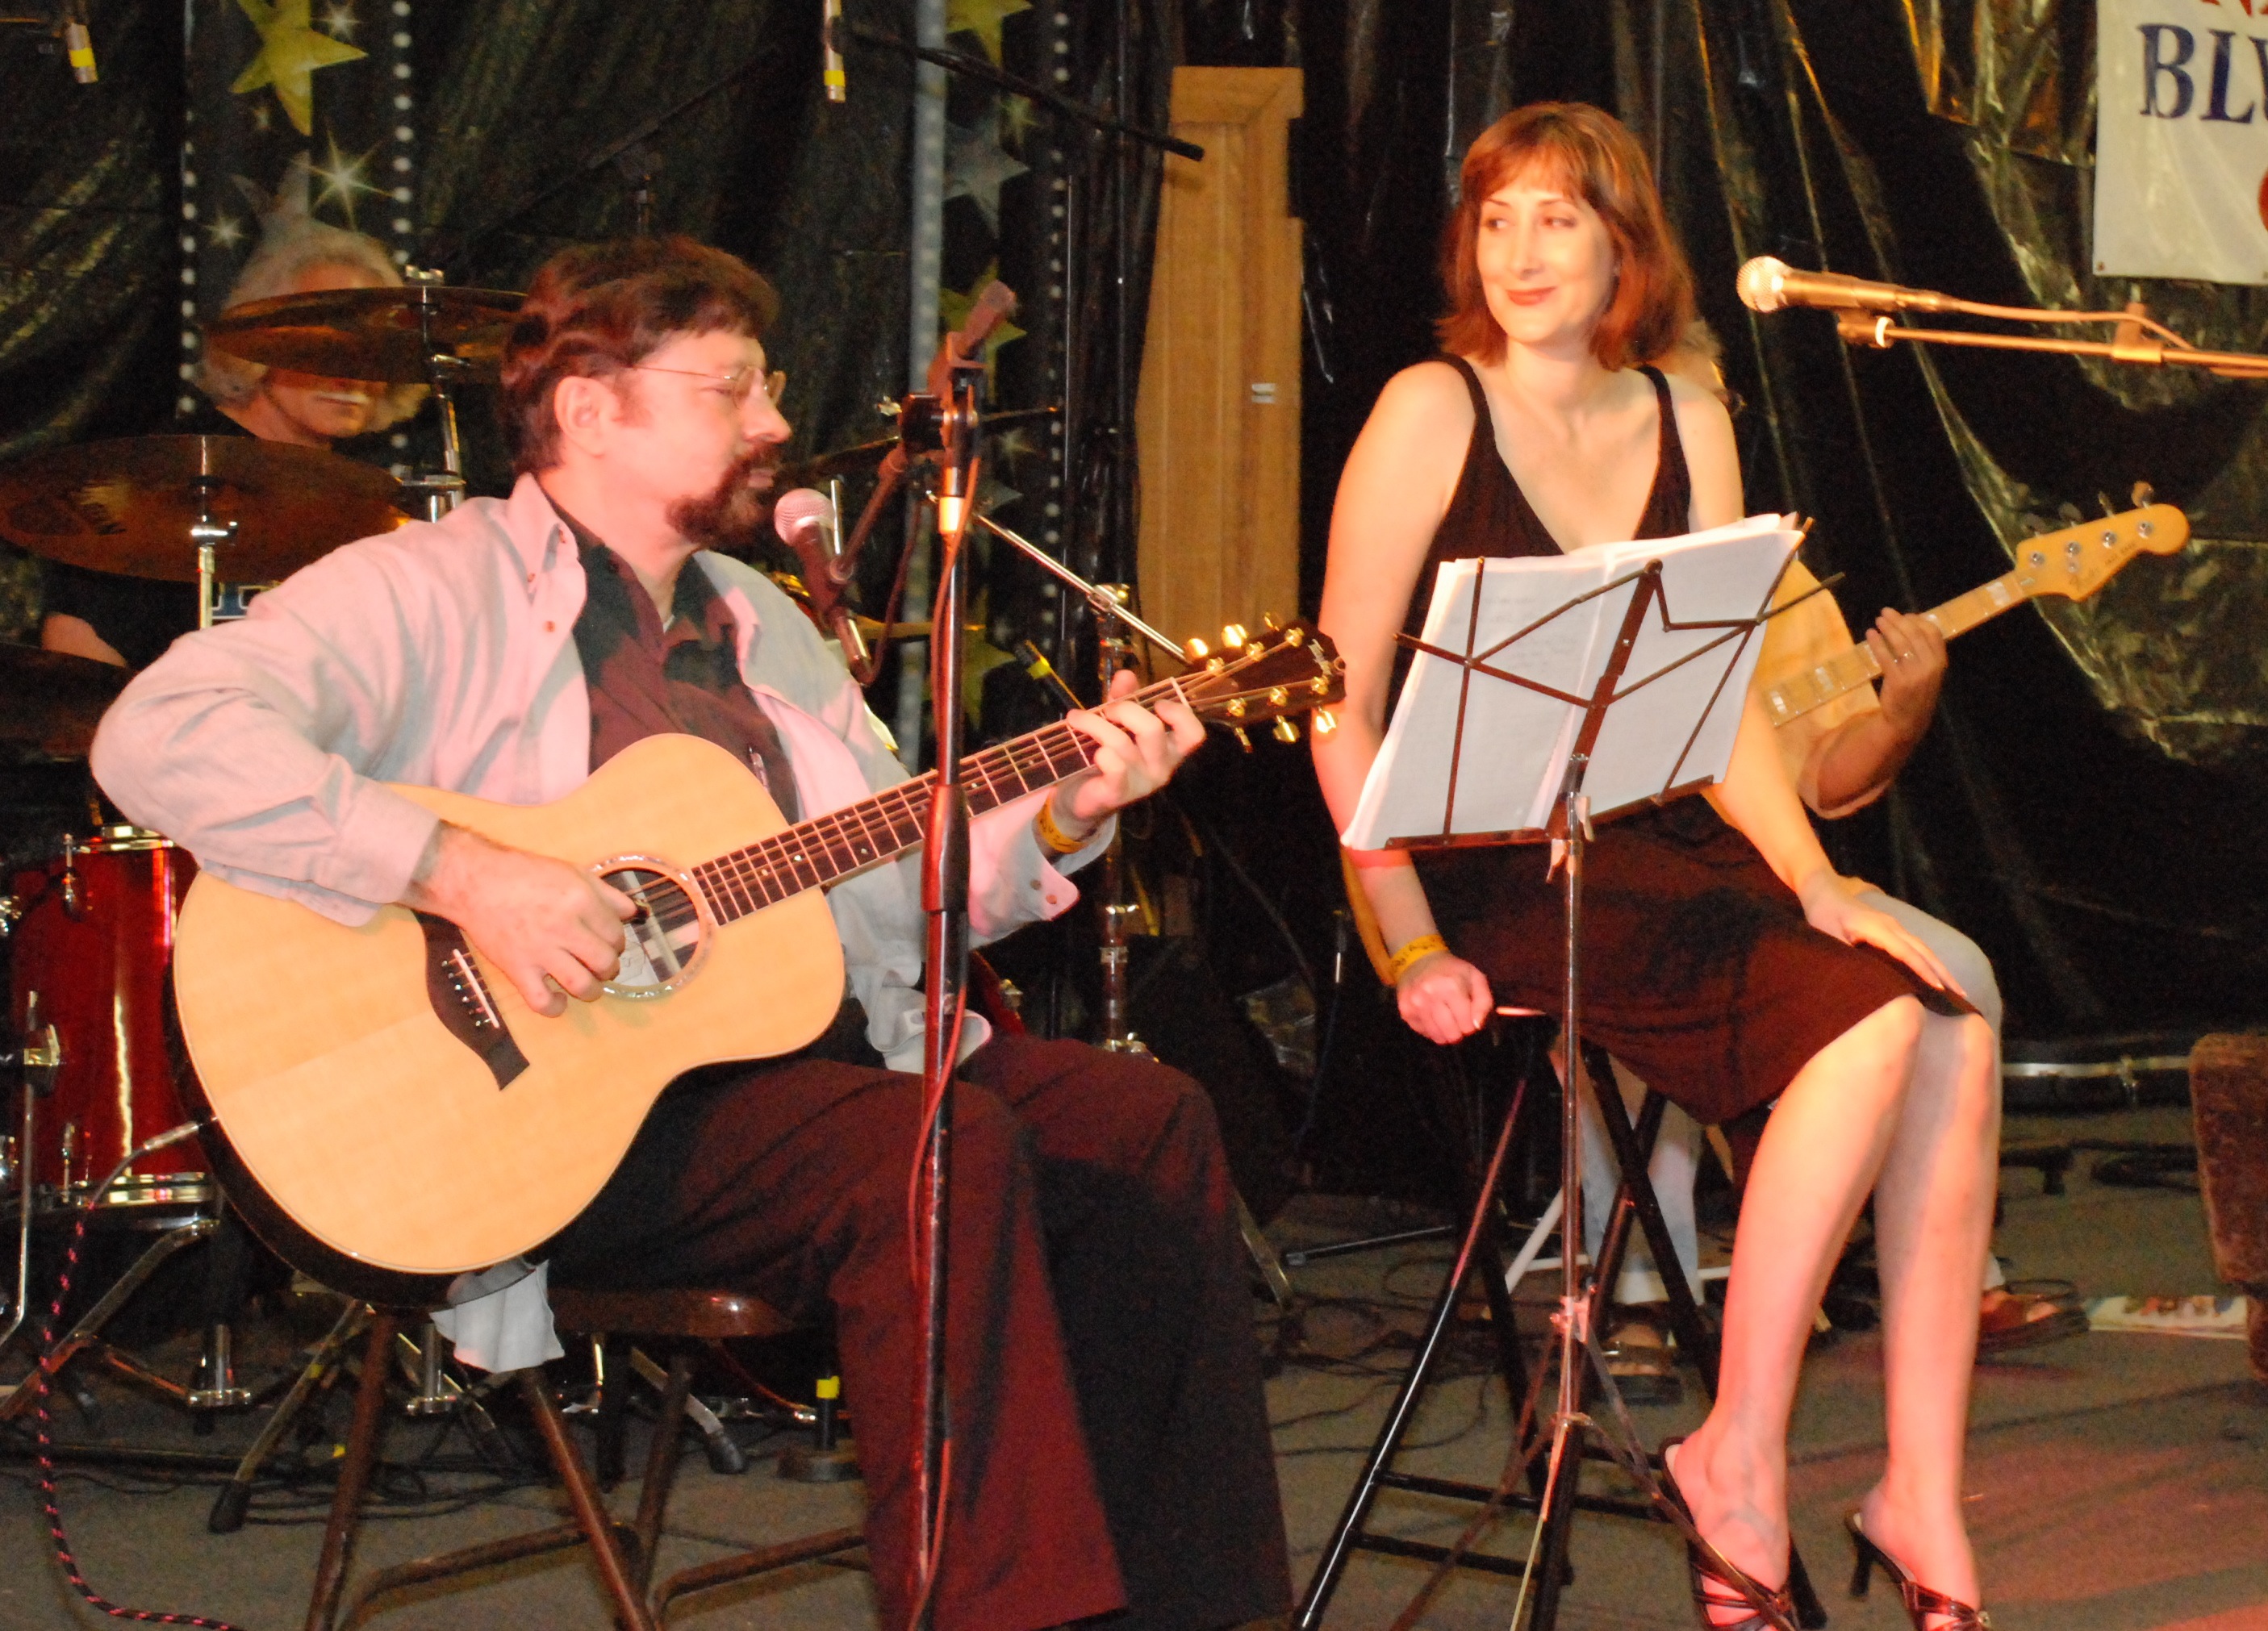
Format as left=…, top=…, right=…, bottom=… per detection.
left=416, top=913, right=530, bottom=1088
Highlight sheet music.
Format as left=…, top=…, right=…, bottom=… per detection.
left=1342, top=515, right=1801, bottom=850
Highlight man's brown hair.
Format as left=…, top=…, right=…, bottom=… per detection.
left=499, top=236, right=780, bottom=473
left=1436, top=102, right=1694, bottom=372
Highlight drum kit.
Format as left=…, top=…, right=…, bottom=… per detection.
left=0, top=279, right=516, bottom=1437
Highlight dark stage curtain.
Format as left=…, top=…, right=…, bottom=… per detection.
left=8, top=0, right=2262, bottom=1186
left=0, top=0, right=186, bottom=637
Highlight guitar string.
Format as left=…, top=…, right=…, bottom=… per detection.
left=681, top=658, right=1319, bottom=924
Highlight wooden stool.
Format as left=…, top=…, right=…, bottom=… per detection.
left=304, top=1289, right=863, bottom=1630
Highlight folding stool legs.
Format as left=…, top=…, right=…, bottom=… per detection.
left=304, top=1310, right=397, bottom=1631
left=519, top=1368, right=658, bottom=1631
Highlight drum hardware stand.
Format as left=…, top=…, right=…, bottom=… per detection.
left=399, top=269, right=474, bottom=520
left=207, top=1297, right=365, bottom=1533
left=391, top=1321, right=513, bottom=1462
left=1298, top=560, right=1823, bottom=1630
left=188, top=472, right=238, bottom=631
left=0, top=1122, right=212, bottom=1427
left=1092, top=584, right=1149, bottom=1060
left=203, top=1304, right=521, bottom=1533
left=569, top=1336, right=749, bottom=1482
left=0, top=1012, right=60, bottom=1358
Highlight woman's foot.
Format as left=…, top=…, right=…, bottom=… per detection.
left=1852, top=1483, right=1982, bottom=1631
left=1661, top=1434, right=1792, bottom=1629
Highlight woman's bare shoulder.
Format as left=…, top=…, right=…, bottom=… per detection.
left=1362, top=358, right=1476, bottom=451
left=1658, top=365, right=1735, bottom=432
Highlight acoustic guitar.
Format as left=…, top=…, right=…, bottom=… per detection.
left=1760, top=502, right=2189, bottom=726
left=170, top=624, right=1343, bottom=1302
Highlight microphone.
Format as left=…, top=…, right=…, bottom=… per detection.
left=1736, top=256, right=1956, bottom=316
left=775, top=486, right=869, bottom=666
left=822, top=0, right=846, bottom=102
left=61, top=0, right=97, bottom=83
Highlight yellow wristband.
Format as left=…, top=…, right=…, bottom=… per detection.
left=1385, top=932, right=1447, bottom=985
left=1034, top=796, right=1093, bottom=856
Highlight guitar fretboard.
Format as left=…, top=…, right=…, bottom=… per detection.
left=1760, top=569, right=2026, bottom=726
left=687, top=703, right=1139, bottom=924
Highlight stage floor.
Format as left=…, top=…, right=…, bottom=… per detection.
left=2, top=1103, right=2260, bottom=1630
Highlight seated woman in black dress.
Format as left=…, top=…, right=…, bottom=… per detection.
left=1311, top=103, right=1997, bottom=1631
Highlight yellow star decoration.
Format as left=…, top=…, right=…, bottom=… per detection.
left=947, top=0, right=1030, bottom=65
left=938, top=269, right=1026, bottom=383
left=231, top=0, right=366, bottom=139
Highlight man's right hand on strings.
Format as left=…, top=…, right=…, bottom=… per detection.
left=403, top=823, right=637, bottom=1016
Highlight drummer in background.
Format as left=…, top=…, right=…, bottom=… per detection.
left=39, top=222, right=424, bottom=670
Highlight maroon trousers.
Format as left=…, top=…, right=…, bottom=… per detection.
left=542, top=1032, right=1290, bottom=1631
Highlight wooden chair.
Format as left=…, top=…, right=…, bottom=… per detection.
left=304, top=1288, right=863, bottom=1631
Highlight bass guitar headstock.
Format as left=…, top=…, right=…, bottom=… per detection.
left=2015, top=498, right=2189, bottom=604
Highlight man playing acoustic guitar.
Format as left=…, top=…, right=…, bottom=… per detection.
left=93, top=237, right=1291, bottom=1631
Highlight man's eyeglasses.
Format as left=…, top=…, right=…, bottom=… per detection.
left=629, top=363, right=787, bottom=410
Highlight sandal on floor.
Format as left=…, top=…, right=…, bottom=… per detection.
left=1656, top=1437, right=1797, bottom=1631
left=1846, top=1510, right=1990, bottom=1629
left=1976, top=1280, right=2087, bottom=1354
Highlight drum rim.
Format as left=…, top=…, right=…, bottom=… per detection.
left=73, top=825, right=175, bottom=855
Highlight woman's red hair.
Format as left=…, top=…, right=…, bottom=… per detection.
left=1437, top=102, right=1695, bottom=372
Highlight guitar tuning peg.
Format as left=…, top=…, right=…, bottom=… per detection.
left=1261, top=612, right=1281, bottom=632
left=2056, top=501, right=2084, bottom=525
left=1311, top=708, right=1339, bottom=737
left=1230, top=727, right=1253, bottom=753
left=1184, top=636, right=1209, bottom=660
left=2096, top=491, right=2119, bottom=519
left=1272, top=716, right=1300, bottom=744
left=2019, top=512, right=2049, bottom=537
left=2130, top=480, right=2155, bottom=509
left=1221, top=623, right=1247, bottom=650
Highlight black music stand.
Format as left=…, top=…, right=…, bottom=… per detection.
left=1301, top=533, right=1827, bottom=1631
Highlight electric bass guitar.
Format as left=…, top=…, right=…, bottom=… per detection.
left=1760, top=502, right=2189, bottom=726
left=170, top=624, right=1344, bottom=1303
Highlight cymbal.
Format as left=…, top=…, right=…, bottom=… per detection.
left=775, top=406, right=1063, bottom=488
left=0, top=644, right=128, bottom=757
left=203, top=285, right=523, bottom=385
left=776, top=435, right=897, bottom=488
left=0, top=436, right=406, bottom=583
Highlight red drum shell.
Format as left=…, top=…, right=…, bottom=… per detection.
left=9, top=831, right=206, bottom=1205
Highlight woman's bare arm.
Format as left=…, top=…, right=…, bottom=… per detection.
left=1670, top=377, right=1961, bottom=991
left=1313, top=362, right=1497, bottom=1039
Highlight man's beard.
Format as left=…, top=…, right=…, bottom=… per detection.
left=668, top=446, right=779, bottom=549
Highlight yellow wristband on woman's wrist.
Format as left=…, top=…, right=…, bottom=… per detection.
left=1034, top=796, right=1095, bottom=856
left=1385, top=932, right=1448, bottom=985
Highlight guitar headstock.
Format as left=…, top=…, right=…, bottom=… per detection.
left=1169, top=619, right=1346, bottom=744
left=2014, top=502, right=2190, bottom=603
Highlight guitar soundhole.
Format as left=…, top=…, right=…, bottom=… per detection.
left=601, top=866, right=707, bottom=995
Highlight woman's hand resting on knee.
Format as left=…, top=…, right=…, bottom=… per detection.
left=1397, top=949, right=1494, bottom=1044
left=1795, top=870, right=1966, bottom=1000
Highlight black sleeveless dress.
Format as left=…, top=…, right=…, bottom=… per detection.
left=1405, top=358, right=1961, bottom=1125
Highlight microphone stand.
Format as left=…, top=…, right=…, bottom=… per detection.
left=1811, top=295, right=2268, bottom=379
left=908, top=327, right=987, bottom=1631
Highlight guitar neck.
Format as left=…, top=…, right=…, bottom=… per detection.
left=685, top=682, right=1180, bottom=924
left=1761, top=569, right=2027, bottom=726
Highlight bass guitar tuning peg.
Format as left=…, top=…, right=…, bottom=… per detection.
left=2130, top=480, right=2155, bottom=509
left=2096, top=491, right=2119, bottom=519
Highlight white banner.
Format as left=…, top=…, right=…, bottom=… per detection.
left=2095, top=0, right=2268, bottom=284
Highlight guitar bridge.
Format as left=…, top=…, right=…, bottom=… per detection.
left=416, top=913, right=530, bottom=1088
